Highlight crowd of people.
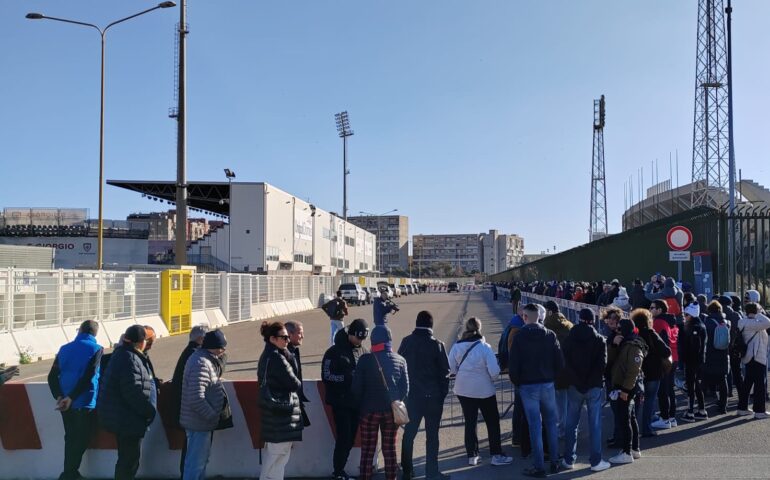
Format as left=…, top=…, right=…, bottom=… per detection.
left=32, top=274, right=770, bottom=480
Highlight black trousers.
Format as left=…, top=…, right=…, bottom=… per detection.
left=685, top=363, right=705, bottom=412
left=703, top=373, right=728, bottom=412
left=457, top=395, right=502, bottom=457
left=612, top=396, right=639, bottom=454
left=401, top=396, right=444, bottom=478
left=657, top=363, right=677, bottom=419
left=738, top=360, right=767, bottom=413
left=332, top=406, right=359, bottom=475
left=115, top=434, right=143, bottom=480
left=60, top=409, right=96, bottom=480
left=729, top=355, right=744, bottom=395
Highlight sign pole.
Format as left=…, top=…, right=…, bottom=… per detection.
left=678, top=260, right=682, bottom=284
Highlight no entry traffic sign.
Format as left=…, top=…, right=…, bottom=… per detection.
left=667, top=226, right=693, bottom=251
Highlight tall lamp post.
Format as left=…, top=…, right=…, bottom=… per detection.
left=224, top=168, right=236, bottom=272
left=359, top=209, right=397, bottom=273
left=26, top=2, right=177, bottom=269
left=335, top=111, right=354, bottom=222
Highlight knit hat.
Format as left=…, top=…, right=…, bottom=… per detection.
left=348, top=318, right=369, bottom=339
left=618, top=318, right=635, bottom=338
left=202, top=330, right=227, bottom=349
left=578, top=308, right=596, bottom=323
left=544, top=300, right=559, bottom=313
left=745, top=289, right=761, bottom=303
left=124, top=324, right=147, bottom=344
left=370, top=325, right=392, bottom=345
left=189, top=324, right=209, bottom=341
left=684, top=303, right=700, bottom=318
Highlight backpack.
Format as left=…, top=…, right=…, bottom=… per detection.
left=497, top=324, right=513, bottom=370
left=662, top=297, right=681, bottom=316
left=711, top=318, right=730, bottom=350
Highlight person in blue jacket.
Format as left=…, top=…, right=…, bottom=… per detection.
left=47, top=320, right=104, bottom=480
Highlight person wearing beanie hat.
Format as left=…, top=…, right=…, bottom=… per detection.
left=322, top=319, right=369, bottom=479
left=607, top=318, right=647, bottom=465
left=352, top=325, right=408, bottom=480
left=97, top=325, right=156, bottom=480
left=561, top=306, right=610, bottom=472
left=170, top=324, right=210, bottom=476
left=180, top=329, right=231, bottom=480
left=398, top=311, right=451, bottom=480
left=543, top=302, right=573, bottom=440
left=679, top=303, right=707, bottom=423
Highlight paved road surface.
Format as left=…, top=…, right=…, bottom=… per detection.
left=13, top=291, right=770, bottom=479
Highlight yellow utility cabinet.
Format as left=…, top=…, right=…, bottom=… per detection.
left=161, top=269, right=192, bottom=335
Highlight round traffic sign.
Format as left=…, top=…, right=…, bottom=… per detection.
left=667, top=226, right=693, bottom=251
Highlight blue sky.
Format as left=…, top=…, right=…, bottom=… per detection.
left=2, top=1, right=769, bottom=254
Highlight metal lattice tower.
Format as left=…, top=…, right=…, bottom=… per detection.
left=590, top=95, right=608, bottom=242
left=691, top=0, right=730, bottom=207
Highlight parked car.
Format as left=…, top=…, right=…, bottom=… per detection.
left=389, top=283, right=402, bottom=297
left=368, top=287, right=380, bottom=301
left=399, top=285, right=407, bottom=296
left=362, top=287, right=373, bottom=304
left=376, top=281, right=394, bottom=297
left=405, top=285, right=414, bottom=295
left=338, top=283, right=367, bottom=305
left=447, top=281, right=459, bottom=293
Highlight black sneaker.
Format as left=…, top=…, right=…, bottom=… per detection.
left=694, top=410, right=709, bottom=420
left=522, top=467, right=547, bottom=478
left=680, top=411, right=695, bottom=423
left=550, top=462, right=562, bottom=474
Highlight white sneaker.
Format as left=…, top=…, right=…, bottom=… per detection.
left=491, top=454, right=513, bottom=466
left=609, top=452, right=634, bottom=464
left=669, top=418, right=678, bottom=427
left=591, top=460, right=612, bottom=472
left=650, top=418, right=672, bottom=429
left=754, top=412, right=770, bottom=419
left=468, top=456, right=481, bottom=466
left=632, top=449, right=642, bottom=459
left=560, top=458, right=574, bottom=470
left=736, top=409, right=753, bottom=416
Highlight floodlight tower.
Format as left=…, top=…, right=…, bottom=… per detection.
left=335, top=111, right=354, bottom=223
left=691, top=0, right=730, bottom=208
left=589, top=95, right=608, bottom=242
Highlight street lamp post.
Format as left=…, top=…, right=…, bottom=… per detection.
left=359, top=209, right=397, bottom=273
left=224, top=168, right=236, bottom=273
left=335, top=111, right=354, bottom=223
left=26, top=2, right=176, bottom=269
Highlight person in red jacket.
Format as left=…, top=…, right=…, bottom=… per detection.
left=650, top=300, right=679, bottom=430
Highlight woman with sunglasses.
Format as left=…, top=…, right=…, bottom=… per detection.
left=257, top=321, right=303, bottom=480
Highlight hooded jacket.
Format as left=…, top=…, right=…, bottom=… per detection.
left=352, top=348, right=408, bottom=415
left=612, top=287, right=631, bottom=311
left=609, top=336, right=647, bottom=393
left=562, top=322, right=607, bottom=393
left=645, top=277, right=684, bottom=308
left=448, top=335, right=499, bottom=398
left=631, top=284, right=651, bottom=310
left=637, top=327, right=672, bottom=381
left=508, top=323, right=564, bottom=386
left=321, top=328, right=367, bottom=409
left=653, top=314, right=679, bottom=362
left=679, top=317, right=707, bottom=366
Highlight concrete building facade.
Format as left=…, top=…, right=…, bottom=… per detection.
left=480, top=229, right=525, bottom=274
left=414, top=230, right=524, bottom=276
left=127, top=210, right=209, bottom=242
left=347, top=215, right=408, bottom=273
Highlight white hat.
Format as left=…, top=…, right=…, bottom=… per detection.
left=745, top=289, right=761, bottom=303
left=684, top=303, right=700, bottom=318
left=536, top=304, right=547, bottom=323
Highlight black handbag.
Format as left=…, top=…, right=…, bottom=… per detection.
left=259, top=356, right=295, bottom=413
left=216, top=390, right=234, bottom=430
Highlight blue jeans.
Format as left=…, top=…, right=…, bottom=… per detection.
left=563, top=386, right=603, bottom=467
left=519, top=382, right=559, bottom=471
left=638, top=380, right=660, bottom=436
left=330, top=320, right=344, bottom=346
left=555, top=388, right=568, bottom=437
left=183, top=430, right=213, bottom=480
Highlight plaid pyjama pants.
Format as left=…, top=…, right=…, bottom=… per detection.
left=358, top=411, right=399, bottom=480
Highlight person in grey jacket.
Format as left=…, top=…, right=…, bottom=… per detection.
left=180, top=330, right=229, bottom=480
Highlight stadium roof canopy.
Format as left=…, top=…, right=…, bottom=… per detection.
left=107, top=180, right=234, bottom=216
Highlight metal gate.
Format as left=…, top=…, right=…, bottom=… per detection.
left=724, top=206, right=770, bottom=304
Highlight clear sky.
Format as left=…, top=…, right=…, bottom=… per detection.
left=1, top=1, right=769, bottom=254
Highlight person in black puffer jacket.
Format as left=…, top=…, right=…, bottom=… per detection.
left=353, top=325, right=408, bottom=480
left=257, top=321, right=303, bottom=480
left=718, top=296, right=743, bottom=397
left=98, top=325, right=156, bottom=480
left=631, top=309, right=671, bottom=437
left=703, top=301, right=730, bottom=414
left=322, top=319, right=369, bottom=480
left=679, top=303, right=707, bottom=422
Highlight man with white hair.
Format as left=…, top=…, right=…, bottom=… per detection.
left=171, top=324, right=209, bottom=476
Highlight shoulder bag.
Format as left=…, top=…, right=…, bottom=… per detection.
left=373, top=354, right=409, bottom=426
left=457, top=340, right=481, bottom=372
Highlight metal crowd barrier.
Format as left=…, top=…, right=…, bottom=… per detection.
left=440, top=374, right=515, bottom=428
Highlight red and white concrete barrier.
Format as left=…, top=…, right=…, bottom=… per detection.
left=0, top=381, right=366, bottom=479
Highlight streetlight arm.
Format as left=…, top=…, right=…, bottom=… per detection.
left=28, top=15, right=101, bottom=33
left=104, top=4, right=167, bottom=33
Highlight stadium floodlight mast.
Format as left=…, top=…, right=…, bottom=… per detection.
left=335, top=111, right=354, bottom=223
left=26, top=2, right=177, bottom=269
left=223, top=169, right=236, bottom=272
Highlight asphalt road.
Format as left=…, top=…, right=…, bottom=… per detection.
left=13, top=291, right=770, bottom=479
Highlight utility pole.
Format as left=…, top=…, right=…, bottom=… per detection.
left=335, top=111, right=354, bottom=222
left=173, top=0, right=188, bottom=265
left=726, top=0, right=737, bottom=291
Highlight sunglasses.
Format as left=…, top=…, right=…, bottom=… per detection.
left=274, top=335, right=290, bottom=341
